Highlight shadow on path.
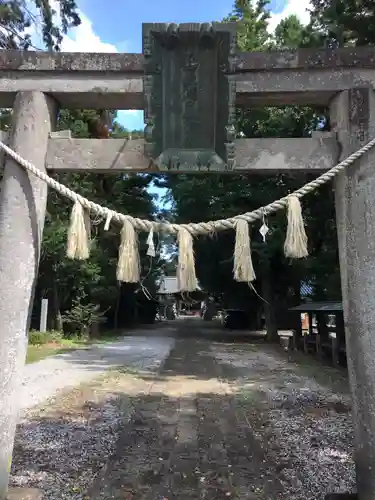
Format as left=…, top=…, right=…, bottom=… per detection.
left=87, top=337, right=285, bottom=500
left=11, top=320, right=354, bottom=500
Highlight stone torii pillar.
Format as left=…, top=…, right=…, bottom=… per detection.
left=330, top=88, right=375, bottom=500
left=0, top=91, right=57, bottom=499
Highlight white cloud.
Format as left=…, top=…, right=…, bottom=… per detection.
left=25, top=2, right=141, bottom=130
left=268, top=0, right=312, bottom=32
left=60, top=11, right=118, bottom=52
left=25, top=0, right=119, bottom=52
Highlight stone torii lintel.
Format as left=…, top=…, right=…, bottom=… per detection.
left=0, top=130, right=340, bottom=174
left=0, top=47, right=375, bottom=108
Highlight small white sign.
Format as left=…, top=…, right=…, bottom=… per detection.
left=40, top=298, right=48, bottom=332
left=277, top=330, right=294, bottom=337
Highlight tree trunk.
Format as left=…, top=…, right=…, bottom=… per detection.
left=261, top=265, right=278, bottom=342
left=51, top=282, right=63, bottom=331
left=292, top=278, right=301, bottom=306
left=114, top=282, right=121, bottom=329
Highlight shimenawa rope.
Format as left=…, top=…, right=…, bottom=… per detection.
left=1, top=137, right=375, bottom=234
left=1, top=136, right=375, bottom=290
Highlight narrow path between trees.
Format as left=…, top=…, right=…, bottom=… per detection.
left=11, top=320, right=355, bottom=499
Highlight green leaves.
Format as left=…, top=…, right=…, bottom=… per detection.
left=163, top=0, right=343, bottom=307
left=35, top=108, right=158, bottom=328
left=62, top=291, right=107, bottom=336
left=224, top=0, right=270, bottom=51
left=309, top=0, right=375, bottom=47
left=0, top=0, right=80, bottom=50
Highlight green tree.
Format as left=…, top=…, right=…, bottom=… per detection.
left=309, top=0, right=375, bottom=47
left=35, top=109, right=160, bottom=332
left=224, top=0, right=270, bottom=50
left=0, top=0, right=80, bottom=50
left=0, top=3, right=162, bottom=330
left=162, top=0, right=341, bottom=341
left=273, top=15, right=318, bottom=48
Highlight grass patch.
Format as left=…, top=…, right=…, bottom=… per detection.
left=291, top=356, right=349, bottom=393
left=26, top=329, right=125, bottom=364
left=272, top=346, right=350, bottom=394
left=26, top=341, right=78, bottom=363
left=91, top=330, right=126, bottom=344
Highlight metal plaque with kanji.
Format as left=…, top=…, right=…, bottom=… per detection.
left=142, top=22, right=237, bottom=172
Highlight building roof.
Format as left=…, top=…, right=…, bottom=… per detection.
left=289, top=301, right=343, bottom=312
left=157, top=276, right=202, bottom=294
left=158, top=276, right=179, bottom=295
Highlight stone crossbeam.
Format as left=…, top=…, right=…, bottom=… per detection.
left=0, top=131, right=339, bottom=173
left=0, top=48, right=375, bottom=108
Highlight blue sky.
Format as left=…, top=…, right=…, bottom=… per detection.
left=53, top=0, right=311, bottom=132
left=79, top=0, right=286, bottom=53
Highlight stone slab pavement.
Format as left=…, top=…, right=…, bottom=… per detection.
left=10, top=320, right=356, bottom=499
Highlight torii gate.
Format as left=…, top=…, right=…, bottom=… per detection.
left=0, top=22, right=374, bottom=499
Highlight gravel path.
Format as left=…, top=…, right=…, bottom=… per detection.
left=10, top=322, right=356, bottom=499
left=211, top=342, right=355, bottom=498
left=19, top=334, right=175, bottom=412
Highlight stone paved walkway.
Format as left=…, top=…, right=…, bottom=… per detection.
left=89, top=337, right=285, bottom=500
left=10, top=321, right=356, bottom=499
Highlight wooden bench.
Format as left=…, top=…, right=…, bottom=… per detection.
left=289, top=302, right=345, bottom=366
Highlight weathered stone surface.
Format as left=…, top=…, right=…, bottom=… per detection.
left=45, top=134, right=340, bottom=173
left=330, top=88, right=375, bottom=500
left=142, top=23, right=237, bottom=171
left=46, top=138, right=150, bottom=172
left=235, top=70, right=375, bottom=107
left=0, top=73, right=143, bottom=109
left=7, top=488, right=42, bottom=500
left=234, top=134, right=339, bottom=172
left=0, top=50, right=144, bottom=71
left=49, top=130, right=71, bottom=138
left=234, top=47, right=375, bottom=70
left=0, top=132, right=340, bottom=173
left=0, top=91, right=56, bottom=498
left=0, top=46, right=375, bottom=108
left=1, top=46, right=374, bottom=73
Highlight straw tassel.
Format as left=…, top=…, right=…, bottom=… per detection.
left=284, top=195, right=308, bottom=258
left=146, top=227, right=156, bottom=257
left=177, top=228, right=198, bottom=292
left=66, top=200, right=91, bottom=260
left=116, top=218, right=140, bottom=282
left=233, top=219, right=256, bottom=282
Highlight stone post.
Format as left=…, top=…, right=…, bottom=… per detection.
left=330, top=88, right=375, bottom=499
left=0, top=91, right=57, bottom=499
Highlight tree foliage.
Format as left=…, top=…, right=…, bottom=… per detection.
left=309, top=0, right=375, bottom=47
left=224, top=0, right=270, bottom=51
left=35, top=109, right=159, bottom=332
left=160, top=0, right=347, bottom=338
left=0, top=0, right=369, bottom=336
left=0, top=1, right=164, bottom=333
left=0, top=0, right=80, bottom=50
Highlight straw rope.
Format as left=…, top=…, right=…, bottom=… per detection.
left=1, top=137, right=374, bottom=235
